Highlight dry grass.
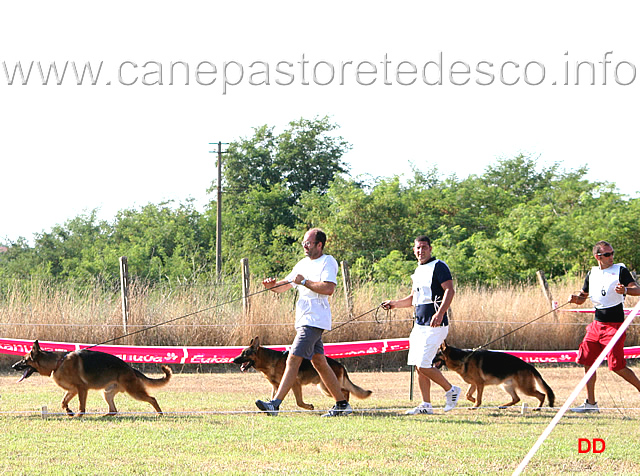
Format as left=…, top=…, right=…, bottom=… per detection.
left=3, top=366, right=640, bottom=475
left=1, top=276, right=639, bottom=366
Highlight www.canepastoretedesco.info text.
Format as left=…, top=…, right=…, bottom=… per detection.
left=2, top=52, right=637, bottom=94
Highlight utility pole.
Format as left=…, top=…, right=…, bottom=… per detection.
left=209, top=141, right=228, bottom=278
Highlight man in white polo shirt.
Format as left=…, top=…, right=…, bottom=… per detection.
left=382, top=235, right=461, bottom=414
left=255, top=228, right=352, bottom=417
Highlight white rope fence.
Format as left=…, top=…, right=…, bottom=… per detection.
left=2, top=319, right=636, bottom=328
left=0, top=405, right=566, bottom=418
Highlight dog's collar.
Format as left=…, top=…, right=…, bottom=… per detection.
left=54, top=354, right=68, bottom=372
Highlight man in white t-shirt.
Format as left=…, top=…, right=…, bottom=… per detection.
left=255, top=228, right=352, bottom=417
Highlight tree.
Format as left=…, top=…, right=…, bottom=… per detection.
left=220, top=116, right=351, bottom=204
left=297, top=176, right=415, bottom=275
left=213, top=184, right=299, bottom=277
left=215, top=117, right=352, bottom=276
left=111, top=200, right=212, bottom=282
left=28, top=210, right=113, bottom=281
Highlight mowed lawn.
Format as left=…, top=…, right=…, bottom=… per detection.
left=2, top=365, right=640, bottom=475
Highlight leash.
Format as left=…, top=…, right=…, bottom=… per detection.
left=83, top=283, right=566, bottom=351
left=83, top=280, right=293, bottom=351
left=472, top=300, right=571, bottom=352
left=326, top=305, right=384, bottom=334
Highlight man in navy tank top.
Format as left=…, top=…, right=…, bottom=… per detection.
left=382, top=235, right=461, bottom=414
left=569, top=240, right=640, bottom=413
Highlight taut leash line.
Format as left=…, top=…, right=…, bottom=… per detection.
left=327, top=305, right=383, bottom=334
left=84, top=281, right=292, bottom=351
left=474, top=300, right=571, bottom=351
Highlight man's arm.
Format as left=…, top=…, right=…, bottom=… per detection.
left=430, top=279, right=455, bottom=327
left=616, top=281, right=640, bottom=296
left=381, top=293, right=414, bottom=310
left=569, top=273, right=590, bottom=304
left=295, top=274, right=336, bottom=296
left=276, top=274, right=336, bottom=296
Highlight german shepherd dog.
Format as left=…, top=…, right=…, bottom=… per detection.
left=232, top=337, right=372, bottom=410
left=433, top=341, right=555, bottom=410
left=12, top=340, right=172, bottom=417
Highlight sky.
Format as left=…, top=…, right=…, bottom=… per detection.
left=2, top=1, right=639, bottom=244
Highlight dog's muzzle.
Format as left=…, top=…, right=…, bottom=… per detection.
left=240, top=361, right=254, bottom=372
left=232, top=357, right=255, bottom=372
left=12, top=360, right=37, bottom=382
left=432, top=356, right=445, bottom=370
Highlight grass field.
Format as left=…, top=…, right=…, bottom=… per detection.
left=2, top=365, right=640, bottom=475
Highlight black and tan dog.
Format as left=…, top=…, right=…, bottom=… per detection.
left=12, top=340, right=172, bottom=417
left=232, top=336, right=372, bottom=410
left=433, top=341, right=555, bottom=410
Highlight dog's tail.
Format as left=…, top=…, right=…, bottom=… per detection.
left=342, top=370, right=373, bottom=399
left=534, top=371, right=555, bottom=407
left=135, top=365, right=172, bottom=388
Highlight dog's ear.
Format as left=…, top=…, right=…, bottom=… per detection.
left=252, top=336, right=260, bottom=349
left=32, top=340, right=41, bottom=353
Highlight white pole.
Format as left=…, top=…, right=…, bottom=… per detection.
left=513, top=299, right=640, bottom=476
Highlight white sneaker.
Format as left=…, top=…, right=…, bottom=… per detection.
left=321, top=402, right=353, bottom=417
left=405, top=402, right=434, bottom=415
left=444, top=385, right=461, bottom=412
left=255, top=399, right=280, bottom=416
left=570, top=400, right=599, bottom=414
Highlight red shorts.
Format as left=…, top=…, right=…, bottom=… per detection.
left=576, top=320, right=627, bottom=371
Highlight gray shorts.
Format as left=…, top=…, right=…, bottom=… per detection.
left=291, top=326, right=325, bottom=360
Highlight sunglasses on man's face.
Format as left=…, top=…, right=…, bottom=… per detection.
left=597, top=251, right=615, bottom=258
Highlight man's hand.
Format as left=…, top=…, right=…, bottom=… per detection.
left=381, top=296, right=413, bottom=310
left=291, top=274, right=305, bottom=286
left=381, top=300, right=394, bottom=310
left=262, top=277, right=293, bottom=293
left=430, top=313, right=444, bottom=327
left=262, top=277, right=277, bottom=289
left=569, top=292, right=587, bottom=304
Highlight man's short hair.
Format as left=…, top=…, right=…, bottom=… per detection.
left=415, top=235, right=431, bottom=246
left=593, top=240, right=612, bottom=255
left=310, top=228, right=327, bottom=248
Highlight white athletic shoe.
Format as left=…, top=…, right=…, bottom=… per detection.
left=444, top=385, right=461, bottom=412
left=321, top=402, right=353, bottom=417
left=405, top=402, right=434, bottom=415
left=570, top=400, right=599, bottom=414
left=255, top=399, right=280, bottom=416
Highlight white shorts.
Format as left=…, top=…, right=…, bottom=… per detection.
left=407, top=324, right=449, bottom=368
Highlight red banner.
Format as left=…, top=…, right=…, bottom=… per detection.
left=2, top=337, right=639, bottom=364
left=0, top=337, right=411, bottom=364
